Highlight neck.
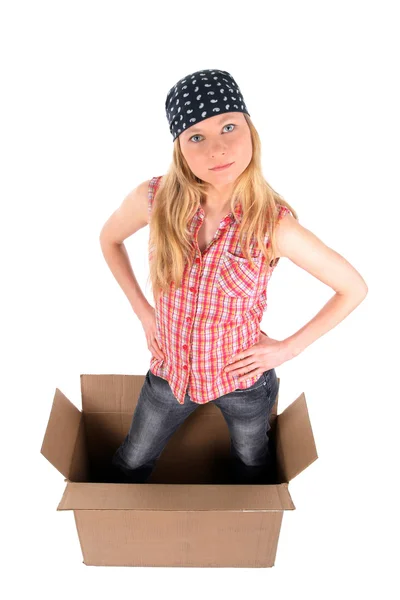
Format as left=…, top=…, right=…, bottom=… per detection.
left=201, top=182, right=235, bottom=215
left=201, top=195, right=233, bottom=216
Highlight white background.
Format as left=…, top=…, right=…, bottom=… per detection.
left=1, top=0, right=398, bottom=597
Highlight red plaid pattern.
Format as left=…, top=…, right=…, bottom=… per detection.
left=148, top=175, right=291, bottom=404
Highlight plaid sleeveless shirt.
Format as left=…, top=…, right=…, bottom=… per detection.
left=148, top=175, right=291, bottom=404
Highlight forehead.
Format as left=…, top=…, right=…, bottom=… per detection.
left=184, top=112, right=243, bottom=135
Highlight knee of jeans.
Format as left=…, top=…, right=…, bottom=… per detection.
left=112, top=440, right=155, bottom=471
left=231, top=441, right=269, bottom=467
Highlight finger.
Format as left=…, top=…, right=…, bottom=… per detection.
left=150, top=345, right=164, bottom=360
left=151, top=339, right=165, bottom=360
left=225, top=360, right=253, bottom=374
left=235, top=363, right=259, bottom=377
left=237, top=369, right=261, bottom=382
left=154, top=337, right=165, bottom=357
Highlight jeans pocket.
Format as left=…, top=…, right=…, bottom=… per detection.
left=234, top=371, right=267, bottom=393
left=264, top=369, right=279, bottom=405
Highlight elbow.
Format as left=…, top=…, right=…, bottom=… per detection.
left=338, top=274, right=368, bottom=299
left=359, top=278, right=369, bottom=298
left=99, top=228, right=111, bottom=246
left=99, top=231, right=122, bottom=249
left=357, top=285, right=368, bottom=304
left=336, top=283, right=368, bottom=302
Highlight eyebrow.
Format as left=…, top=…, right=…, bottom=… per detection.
left=186, top=115, right=237, bottom=135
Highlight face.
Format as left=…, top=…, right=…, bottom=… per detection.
left=178, top=112, right=252, bottom=191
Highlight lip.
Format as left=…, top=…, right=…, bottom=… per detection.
left=210, top=162, right=234, bottom=171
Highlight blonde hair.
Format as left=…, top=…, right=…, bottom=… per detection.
left=147, top=113, right=298, bottom=303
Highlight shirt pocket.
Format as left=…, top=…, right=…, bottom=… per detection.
left=217, top=251, right=262, bottom=298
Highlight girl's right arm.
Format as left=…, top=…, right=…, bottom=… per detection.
left=99, top=179, right=165, bottom=361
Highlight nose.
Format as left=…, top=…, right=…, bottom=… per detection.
left=210, top=142, right=227, bottom=157
left=208, top=136, right=228, bottom=156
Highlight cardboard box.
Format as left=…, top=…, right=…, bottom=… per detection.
left=40, top=373, right=318, bottom=568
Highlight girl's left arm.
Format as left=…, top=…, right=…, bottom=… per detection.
left=274, top=213, right=368, bottom=359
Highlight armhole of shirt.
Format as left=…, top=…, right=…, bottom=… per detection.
left=148, top=175, right=163, bottom=223
left=268, top=203, right=292, bottom=268
left=277, top=203, right=292, bottom=221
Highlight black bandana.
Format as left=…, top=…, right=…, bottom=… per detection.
left=165, top=68, right=251, bottom=141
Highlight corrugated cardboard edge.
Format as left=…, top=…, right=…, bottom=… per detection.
left=57, top=482, right=296, bottom=511
left=40, top=388, right=86, bottom=479
left=80, top=373, right=146, bottom=413
left=276, top=392, right=318, bottom=482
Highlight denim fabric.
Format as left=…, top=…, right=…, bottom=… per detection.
left=111, top=368, right=279, bottom=484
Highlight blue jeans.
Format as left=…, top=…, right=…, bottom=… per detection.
left=111, top=368, right=279, bottom=484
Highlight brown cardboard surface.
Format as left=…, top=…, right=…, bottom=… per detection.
left=40, top=373, right=317, bottom=567
left=80, top=373, right=147, bottom=413
left=276, top=392, right=318, bottom=482
left=40, top=388, right=89, bottom=481
left=57, top=482, right=295, bottom=511
left=74, top=509, right=284, bottom=567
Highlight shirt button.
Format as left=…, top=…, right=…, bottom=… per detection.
left=186, top=317, right=191, bottom=322
left=195, top=258, right=200, bottom=264
left=183, top=344, right=188, bottom=350
left=183, top=365, right=188, bottom=370
left=189, top=286, right=195, bottom=292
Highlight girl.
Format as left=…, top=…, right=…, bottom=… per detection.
left=99, top=68, right=368, bottom=484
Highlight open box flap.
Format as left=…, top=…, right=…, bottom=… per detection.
left=57, top=482, right=296, bottom=511
left=40, top=388, right=88, bottom=479
left=276, top=392, right=318, bottom=482
left=79, top=373, right=281, bottom=416
left=80, top=374, right=146, bottom=413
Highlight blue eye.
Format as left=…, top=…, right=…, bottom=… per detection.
left=190, top=123, right=236, bottom=143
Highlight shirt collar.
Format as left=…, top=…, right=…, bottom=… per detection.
left=196, top=201, right=243, bottom=228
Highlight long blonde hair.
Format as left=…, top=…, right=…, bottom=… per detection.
left=147, top=113, right=298, bottom=303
